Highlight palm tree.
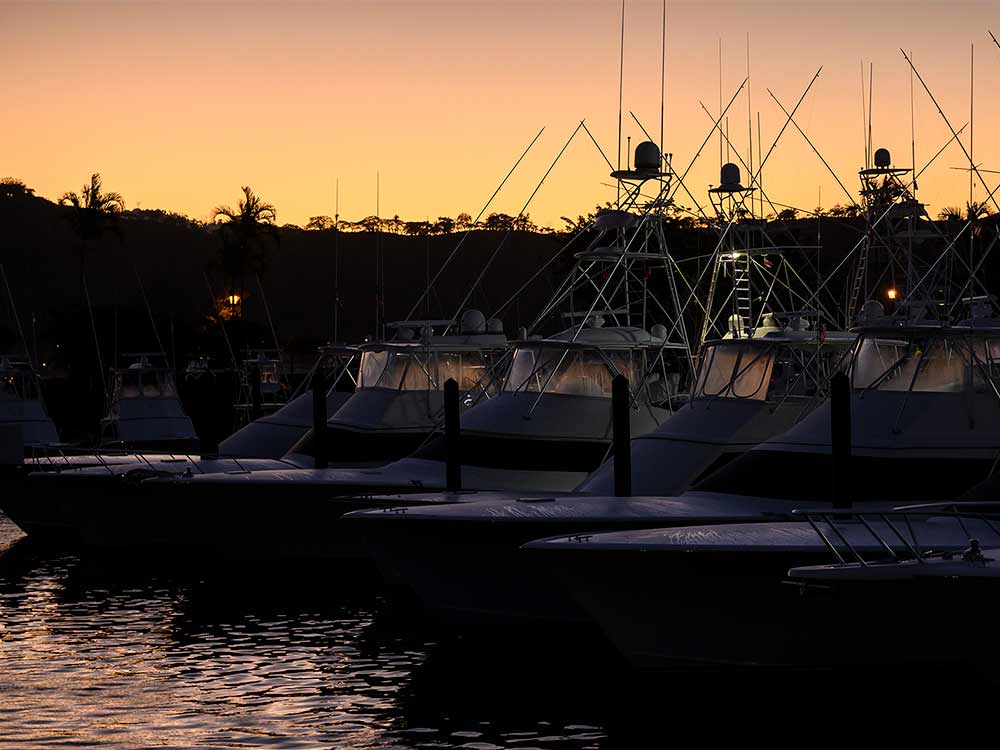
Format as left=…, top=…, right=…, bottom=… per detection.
left=59, top=173, right=126, bottom=398
left=60, top=173, right=126, bottom=265
left=212, top=186, right=279, bottom=320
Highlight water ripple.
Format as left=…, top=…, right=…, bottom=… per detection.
left=0, top=514, right=610, bottom=749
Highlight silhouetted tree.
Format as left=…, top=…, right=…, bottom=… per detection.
left=212, top=186, right=279, bottom=320
left=306, top=215, right=335, bottom=230
left=357, top=215, right=383, bottom=233
left=60, top=173, right=126, bottom=253
left=483, top=212, right=514, bottom=231
left=454, top=213, right=474, bottom=231
left=433, top=216, right=455, bottom=234
left=404, top=221, right=433, bottom=236
left=0, top=178, right=34, bottom=200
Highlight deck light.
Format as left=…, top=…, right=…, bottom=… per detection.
left=887, top=288, right=898, bottom=301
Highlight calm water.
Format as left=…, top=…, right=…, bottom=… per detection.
left=0, top=515, right=629, bottom=749
left=2, top=514, right=982, bottom=747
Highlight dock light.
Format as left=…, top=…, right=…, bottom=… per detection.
left=887, top=288, right=898, bottom=301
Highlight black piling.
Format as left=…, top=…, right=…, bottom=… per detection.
left=444, top=377, right=461, bottom=491
left=612, top=374, right=632, bottom=497
left=199, top=431, right=218, bottom=460
left=312, top=369, right=329, bottom=470
left=830, top=371, right=852, bottom=509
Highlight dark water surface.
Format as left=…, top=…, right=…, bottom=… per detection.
left=0, top=515, right=627, bottom=749
left=2, top=514, right=984, bottom=747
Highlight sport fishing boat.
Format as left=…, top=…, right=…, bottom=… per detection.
left=3, top=314, right=508, bottom=549
left=99, top=353, right=198, bottom=452
left=254, top=139, right=697, bottom=491
left=141, top=139, right=697, bottom=511
left=346, top=147, right=1000, bottom=623
left=343, top=164, right=856, bottom=623
left=0, top=346, right=361, bottom=539
left=22, top=343, right=358, bottom=472
left=215, top=344, right=359, bottom=459
left=528, top=503, right=1000, bottom=668
left=520, top=163, right=1000, bottom=654
left=280, top=315, right=507, bottom=468
left=0, top=355, right=59, bottom=455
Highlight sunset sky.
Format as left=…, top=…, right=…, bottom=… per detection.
left=4, top=1, right=1000, bottom=228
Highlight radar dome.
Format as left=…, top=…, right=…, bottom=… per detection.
left=486, top=318, right=504, bottom=334
left=720, top=163, right=742, bottom=189
left=634, top=141, right=661, bottom=171
left=460, top=309, right=486, bottom=334
left=396, top=326, right=415, bottom=341
left=650, top=323, right=668, bottom=341
left=874, top=148, right=891, bottom=168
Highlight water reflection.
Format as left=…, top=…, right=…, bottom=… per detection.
left=1, top=514, right=979, bottom=748
left=0, top=516, right=612, bottom=749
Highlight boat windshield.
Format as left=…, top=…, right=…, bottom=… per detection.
left=853, top=334, right=1000, bottom=393
left=358, top=349, right=495, bottom=394
left=693, top=343, right=775, bottom=400
left=0, top=370, right=39, bottom=401
left=114, top=370, right=178, bottom=399
left=504, top=346, right=637, bottom=398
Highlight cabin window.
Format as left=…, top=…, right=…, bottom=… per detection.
left=141, top=370, right=161, bottom=397
left=358, top=351, right=389, bottom=388
left=504, top=347, right=635, bottom=398
left=120, top=373, right=141, bottom=398
left=359, top=350, right=495, bottom=394
left=438, top=352, right=492, bottom=395
left=694, top=344, right=774, bottom=400
left=160, top=372, right=177, bottom=398
left=857, top=336, right=1000, bottom=393
left=852, top=339, right=908, bottom=389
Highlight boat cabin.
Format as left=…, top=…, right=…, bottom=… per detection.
left=100, top=354, right=198, bottom=451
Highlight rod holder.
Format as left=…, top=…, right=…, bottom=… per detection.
left=830, top=371, right=852, bottom=510
left=612, top=374, right=632, bottom=497
left=312, top=369, right=329, bottom=470
left=444, top=377, right=461, bottom=491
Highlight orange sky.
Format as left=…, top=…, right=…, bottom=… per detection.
left=3, top=1, right=1000, bottom=228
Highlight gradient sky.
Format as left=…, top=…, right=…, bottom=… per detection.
left=3, top=1, right=999, bottom=228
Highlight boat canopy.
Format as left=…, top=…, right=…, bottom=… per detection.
left=0, top=358, right=41, bottom=402
left=358, top=346, right=498, bottom=396
left=694, top=331, right=855, bottom=403
left=503, top=326, right=681, bottom=402
left=111, top=366, right=179, bottom=400
left=851, top=326, right=1000, bottom=394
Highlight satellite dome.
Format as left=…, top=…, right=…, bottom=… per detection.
left=650, top=323, right=668, bottom=341
left=634, top=141, right=661, bottom=171
left=396, top=326, right=415, bottom=341
left=460, top=308, right=486, bottom=334
left=587, top=314, right=606, bottom=329
left=720, top=163, right=742, bottom=189
left=874, top=148, right=891, bottom=168
left=728, top=314, right=745, bottom=336
left=486, top=317, right=504, bottom=334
